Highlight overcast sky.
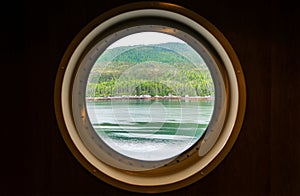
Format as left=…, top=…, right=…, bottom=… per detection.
left=107, top=32, right=185, bottom=49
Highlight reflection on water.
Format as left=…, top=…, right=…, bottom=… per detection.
left=86, top=99, right=214, bottom=161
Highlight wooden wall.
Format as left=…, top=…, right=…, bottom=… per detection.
left=5, top=0, right=299, bottom=195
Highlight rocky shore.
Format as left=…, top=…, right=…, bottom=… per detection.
left=86, top=95, right=214, bottom=101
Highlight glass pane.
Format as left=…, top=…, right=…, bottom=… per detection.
left=86, top=32, right=214, bottom=161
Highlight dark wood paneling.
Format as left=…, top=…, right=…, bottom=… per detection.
left=270, top=2, right=300, bottom=194
left=8, top=0, right=299, bottom=195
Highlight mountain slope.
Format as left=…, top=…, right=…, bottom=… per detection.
left=97, top=42, right=204, bottom=65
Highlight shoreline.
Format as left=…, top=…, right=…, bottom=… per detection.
left=86, top=95, right=214, bottom=101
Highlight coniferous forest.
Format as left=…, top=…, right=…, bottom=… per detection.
left=86, top=42, right=214, bottom=98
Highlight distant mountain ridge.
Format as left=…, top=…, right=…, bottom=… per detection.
left=87, top=42, right=214, bottom=98
left=97, top=42, right=205, bottom=65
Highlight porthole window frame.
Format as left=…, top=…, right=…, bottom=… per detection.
left=54, top=1, right=246, bottom=193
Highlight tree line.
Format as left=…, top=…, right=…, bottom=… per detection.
left=86, top=62, right=214, bottom=97
left=86, top=43, right=214, bottom=98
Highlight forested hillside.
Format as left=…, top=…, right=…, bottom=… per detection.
left=97, top=42, right=205, bottom=64
left=86, top=42, right=214, bottom=97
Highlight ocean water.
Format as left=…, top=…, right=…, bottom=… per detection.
left=86, top=99, right=214, bottom=161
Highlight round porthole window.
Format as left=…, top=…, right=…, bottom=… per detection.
left=54, top=2, right=246, bottom=193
